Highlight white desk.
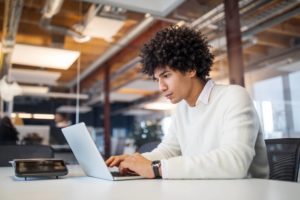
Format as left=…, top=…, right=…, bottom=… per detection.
left=0, top=165, right=299, bottom=200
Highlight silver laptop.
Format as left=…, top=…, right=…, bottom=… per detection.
left=62, top=122, right=143, bottom=181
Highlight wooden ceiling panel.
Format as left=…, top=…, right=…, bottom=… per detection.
left=244, top=45, right=268, bottom=56
left=256, top=32, right=291, bottom=48
left=267, top=18, right=300, bottom=37
left=64, top=36, right=110, bottom=55
left=16, top=33, right=52, bottom=46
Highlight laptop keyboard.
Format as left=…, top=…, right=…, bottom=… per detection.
left=111, top=171, right=139, bottom=177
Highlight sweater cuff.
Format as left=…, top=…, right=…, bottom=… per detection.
left=161, top=159, right=168, bottom=179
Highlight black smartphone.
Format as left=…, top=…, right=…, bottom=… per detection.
left=13, top=159, right=68, bottom=178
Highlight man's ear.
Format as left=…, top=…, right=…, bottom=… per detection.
left=187, top=69, right=197, bottom=78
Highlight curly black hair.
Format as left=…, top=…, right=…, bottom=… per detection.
left=140, top=25, right=214, bottom=80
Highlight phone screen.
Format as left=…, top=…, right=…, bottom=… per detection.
left=16, top=160, right=66, bottom=174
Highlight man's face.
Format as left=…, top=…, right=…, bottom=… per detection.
left=153, top=66, right=195, bottom=104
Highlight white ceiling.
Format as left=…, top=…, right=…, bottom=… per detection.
left=85, top=0, right=185, bottom=17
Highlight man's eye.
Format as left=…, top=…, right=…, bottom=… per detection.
left=163, top=74, right=170, bottom=78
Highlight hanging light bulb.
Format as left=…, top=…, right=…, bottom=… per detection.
left=0, top=76, right=22, bottom=102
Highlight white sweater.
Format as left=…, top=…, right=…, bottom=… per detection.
left=143, top=81, right=269, bottom=179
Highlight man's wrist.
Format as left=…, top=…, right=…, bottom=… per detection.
left=151, top=160, right=162, bottom=178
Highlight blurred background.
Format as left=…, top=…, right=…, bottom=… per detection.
left=0, top=0, right=300, bottom=161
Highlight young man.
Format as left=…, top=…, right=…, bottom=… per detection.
left=106, top=25, right=269, bottom=179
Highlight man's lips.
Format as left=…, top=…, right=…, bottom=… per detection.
left=165, top=93, right=172, bottom=99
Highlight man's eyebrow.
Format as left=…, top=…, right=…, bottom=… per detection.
left=154, top=70, right=169, bottom=79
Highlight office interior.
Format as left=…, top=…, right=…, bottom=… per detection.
left=0, top=0, right=300, bottom=180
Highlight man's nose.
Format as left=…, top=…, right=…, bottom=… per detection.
left=158, top=80, right=167, bottom=92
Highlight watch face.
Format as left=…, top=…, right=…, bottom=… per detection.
left=152, top=160, right=161, bottom=166
left=15, top=160, right=66, bottom=174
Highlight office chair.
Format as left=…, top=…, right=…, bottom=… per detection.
left=138, top=141, right=160, bottom=153
left=265, top=138, right=300, bottom=182
left=0, top=145, right=54, bottom=166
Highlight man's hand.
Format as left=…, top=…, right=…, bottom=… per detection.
left=105, top=154, right=130, bottom=168
left=106, top=153, right=155, bottom=178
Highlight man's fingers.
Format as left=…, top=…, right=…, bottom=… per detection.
left=119, top=162, right=128, bottom=175
left=106, top=156, right=121, bottom=167
left=106, top=155, right=130, bottom=167
left=105, top=156, right=114, bottom=165
left=110, top=158, right=123, bottom=167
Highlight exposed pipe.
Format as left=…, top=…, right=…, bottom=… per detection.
left=245, top=45, right=300, bottom=72
left=42, top=0, right=63, bottom=18
left=190, top=0, right=254, bottom=29
left=0, top=0, right=23, bottom=116
left=0, top=0, right=24, bottom=80
left=67, top=15, right=156, bottom=88
left=39, top=0, right=88, bottom=42
left=207, top=1, right=300, bottom=56
left=243, top=5, right=300, bottom=37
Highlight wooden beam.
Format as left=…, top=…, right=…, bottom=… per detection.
left=244, top=45, right=267, bottom=56
left=268, top=21, right=300, bottom=37
left=293, top=15, right=300, bottom=20
left=16, top=34, right=52, bottom=46
left=256, top=33, right=290, bottom=48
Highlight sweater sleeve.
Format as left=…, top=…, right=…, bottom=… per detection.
left=161, top=86, right=260, bottom=179
left=142, top=114, right=182, bottom=161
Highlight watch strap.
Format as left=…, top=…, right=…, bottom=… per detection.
left=151, top=160, right=161, bottom=178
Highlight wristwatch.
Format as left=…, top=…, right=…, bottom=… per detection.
left=151, top=160, right=161, bottom=178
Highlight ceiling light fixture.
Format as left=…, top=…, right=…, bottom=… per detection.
left=11, top=113, right=55, bottom=120
left=82, top=16, right=125, bottom=42
left=32, top=114, right=55, bottom=120
left=7, top=44, right=80, bottom=70
left=91, top=0, right=184, bottom=17
left=10, top=69, right=61, bottom=86
left=56, top=105, right=92, bottom=113
left=0, top=76, right=22, bottom=102
left=100, top=92, right=142, bottom=102
left=17, top=113, right=33, bottom=119
left=20, top=85, right=49, bottom=94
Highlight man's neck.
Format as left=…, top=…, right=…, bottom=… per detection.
left=185, top=79, right=206, bottom=107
